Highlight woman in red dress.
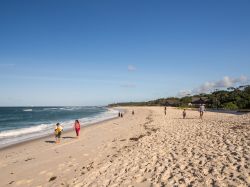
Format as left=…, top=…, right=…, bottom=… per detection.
left=74, top=120, right=81, bottom=138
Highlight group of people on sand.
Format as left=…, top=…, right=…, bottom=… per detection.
left=54, top=110, right=135, bottom=144
left=118, top=112, right=124, bottom=118
left=118, top=110, right=135, bottom=118
left=54, top=120, right=81, bottom=143
left=181, top=104, right=205, bottom=119
left=164, top=104, right=206, bottom=119
left=54, top=105, right=205, bottom=143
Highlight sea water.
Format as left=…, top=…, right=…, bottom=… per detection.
left=0, top=106, right=118, bottom=148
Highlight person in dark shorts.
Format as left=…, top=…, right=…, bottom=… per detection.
left=55, top=123, right=63, bottom=143
left=183, top=109, right=187, bottom=119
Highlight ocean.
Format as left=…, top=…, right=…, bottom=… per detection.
left=0, top=106, right=118, bottom=148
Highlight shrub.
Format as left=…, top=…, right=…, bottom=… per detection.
left=223, top=102, right=238, bottom=110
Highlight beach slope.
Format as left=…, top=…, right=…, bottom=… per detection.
left=0, top=107, right=249, bottom=187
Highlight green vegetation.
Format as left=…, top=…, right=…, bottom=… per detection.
left=223, top=102, right=238, bottom=110
left=109, top=85, right=250, bottom=110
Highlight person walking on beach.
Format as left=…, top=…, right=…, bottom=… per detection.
left=164, top=107, right=167, bottom=115
left=55, top=123, right=63, bottom=143
left=132, top=110, right=135, bottom=115
left=74, top=120, right=81, bottom=138
left=199, top=104, right=205, bottom=119
left=183, top=109, right=187, bottom=119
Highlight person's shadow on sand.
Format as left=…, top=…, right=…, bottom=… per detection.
left=62, top=136, right=75, bottom=139
left=45, top=137, right=75, bottom=144
left=173, top=118, right=197, bottom=120
left=45, top=140, right=56, bottom=144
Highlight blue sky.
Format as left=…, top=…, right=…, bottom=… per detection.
left=0, top=0, right=250, bottom=106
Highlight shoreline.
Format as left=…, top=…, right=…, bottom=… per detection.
left=0, top=108, right=125, bottom=150
left=0, top=115, right=118, bottom=151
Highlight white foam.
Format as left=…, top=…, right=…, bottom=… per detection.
left=42, top=108, right=58, bottom=111
left=80, top=108, right=118, bottom=126
left=59, top=107, right=76, bottom=111
left=0, top=124, right=49, bottom=138
left=23, top=109, right=33, bottom=112
left=0, top=108, right=119, bottom=148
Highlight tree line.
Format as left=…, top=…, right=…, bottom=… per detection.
left=109, top=85, right=250, bottom=110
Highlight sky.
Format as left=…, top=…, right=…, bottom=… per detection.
left=0, top=0, right=250, bottom=106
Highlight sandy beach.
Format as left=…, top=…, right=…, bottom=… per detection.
left=0, top=107, right=249, bottom=187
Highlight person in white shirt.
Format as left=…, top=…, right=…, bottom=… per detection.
left=199, top=104, right=205, bottom=119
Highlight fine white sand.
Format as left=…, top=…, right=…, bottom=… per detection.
left=0, top=107, right=249, bottom=187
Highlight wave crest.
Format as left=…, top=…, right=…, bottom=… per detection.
left=0, top=124, right=49, bottom=138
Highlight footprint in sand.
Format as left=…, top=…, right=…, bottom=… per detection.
left=49, top=176, right=57, bottom=182
left=8, top=181, right=14, bottom=185
left=24, top=157, right=35, bottom=162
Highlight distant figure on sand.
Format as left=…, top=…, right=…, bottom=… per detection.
left=118, top=112, right=121, bottom=117
left=132, top=110, right=135, bottom=115
left=164, top=107, right=167, bottom=115
left=55, top=123, right=63, bottom=143
left=121, top=113, right=123, bottom=118
left=74, top=120, right=81, bottom=138
left=183, top=109, right=186, bottom=119
left=199, top=104, right=205, bottom=119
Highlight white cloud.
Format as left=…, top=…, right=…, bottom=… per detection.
left=195, top=75, right=248, bottom=93
left=178, top=90, right=192, bottom=97
left=128, top=65, right=136, bottom=71
left=178, top=75, right=248, bottom=96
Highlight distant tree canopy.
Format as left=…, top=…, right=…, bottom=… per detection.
left=109, top=85, right=250, bottom=110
